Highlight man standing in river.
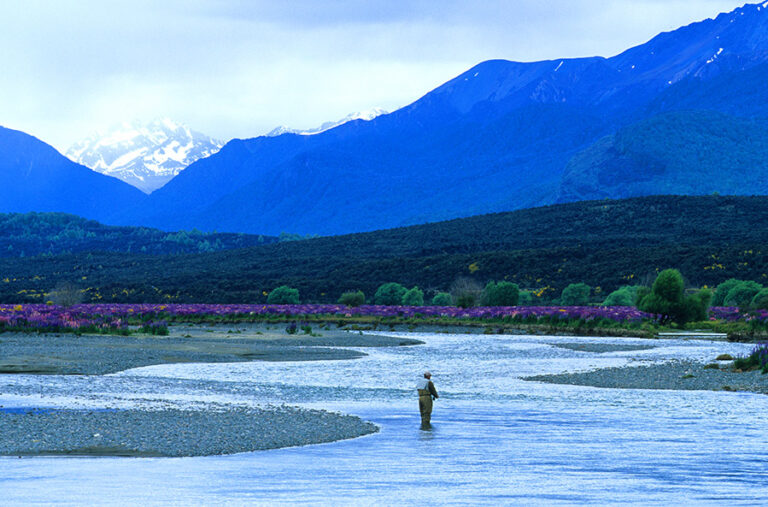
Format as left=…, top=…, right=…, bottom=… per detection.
left=416, top=371, right=439, bottom=429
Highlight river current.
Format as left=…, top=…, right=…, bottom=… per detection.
left=2, top=332, right=768, bottom=505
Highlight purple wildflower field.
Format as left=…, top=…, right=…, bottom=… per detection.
left=710, top=306, right=768, bottom=322
left=0, top=303, right=662, bottom=333
left=0, top=303, right=765, bottom=333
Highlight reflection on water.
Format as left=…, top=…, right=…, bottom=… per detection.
left=2, top=332, right=768, bottom=505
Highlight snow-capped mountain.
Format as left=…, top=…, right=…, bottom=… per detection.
left=111, top=2, right=768, bottom=235
left=266, top=108, right=388, bottom=137
left=67, top=119, right=223, bottom=193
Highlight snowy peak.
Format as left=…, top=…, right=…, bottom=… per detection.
left=612, top=1, right=768, bottom=77
left=67, top=119, right=223, bottom=194
left=418, top=2, right=768, bottom=117
left=266, top=108, right=388, bottom=137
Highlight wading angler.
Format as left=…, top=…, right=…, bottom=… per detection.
left=416, top=371, right=439, bottom=429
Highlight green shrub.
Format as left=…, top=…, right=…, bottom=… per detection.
left=374, top=282, right=407, bottom=305
left=267, top=285, right=300, bottom=304
left=634, top=286, right=650, bottom=306
left=751, top=288, right=768, bottom=310
left=138, top=323, right=169, bottom=336
left=518, top=290, right=533, bottom=306
left=652, top=270, right=684, bottom=302
left=338, top=290, right=365, bottom=307
left=602, top=285, right=640, bottom=306
left=431, top=292, right=452, bottom=306
left=636, top=269, right=710, bottom=324
left=713, top=279, right=743, bottom=306
left=455, top=293, right=477, bottom=308
left=482, top=281, right=520, bottom=306
left=561, top=283, right=591, bottom=306
left=637, top=270, right=681, bottom=323
left=402, top=286, right=424, bottom=306
left=684, top=288, right=712, bottom=322
left=733, top=344, right=768, bottom=374
left=723, top=281, right=762, bottom=307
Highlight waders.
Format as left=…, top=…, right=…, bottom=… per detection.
left=418, top=388, right=433, bottom=428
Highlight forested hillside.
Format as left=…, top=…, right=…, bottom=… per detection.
left=2, top=196, right=767, bottom=304
left=558, top=111, right=768, bottom=202
left=0, top=212, right=277, bottom=257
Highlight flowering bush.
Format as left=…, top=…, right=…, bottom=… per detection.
left=710, top=307, right=768, bottom=323
left=734, top=343, right=768, bottom=373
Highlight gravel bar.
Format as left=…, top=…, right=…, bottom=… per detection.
left=0, top=406, right=378, bottom=457
left=550, top=343, right=657, bottom=353
left=525, top=360, right=768, bottom=394
left=0, top=326, right=422, bottom=375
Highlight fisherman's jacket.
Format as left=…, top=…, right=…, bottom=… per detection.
left=416, top=378, right=439, bottom=398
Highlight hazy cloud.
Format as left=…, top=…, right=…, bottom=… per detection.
left=0, top=0, right=749, bottom=151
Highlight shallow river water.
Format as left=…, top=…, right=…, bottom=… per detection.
left=2, top=332, right=768, bottom=505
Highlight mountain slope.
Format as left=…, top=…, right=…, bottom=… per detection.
left=266, top=108, right=388, bottom=137
left=186, top=103, right=610, bottom=234
left=112, top=2, right=768, bottom=235
left=0, top=126, right=145, bottom=221
left=67, top=119, right=222, bottom=193
left=558, top=111, right=768, bottom=202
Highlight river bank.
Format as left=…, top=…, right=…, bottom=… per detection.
left=0, top=323, right=422, bottom=375
left=0, top=406, right=377, bottom=457
left=525, top=359, right=768, bottom=394
left=0, top=324, right=417, bottom=456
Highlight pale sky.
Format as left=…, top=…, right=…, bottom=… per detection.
left=0, top=0, right=750, bottom=152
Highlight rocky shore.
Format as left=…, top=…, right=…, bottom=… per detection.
left=0, top=324, right=416, bottom=456
left=0, top=406, right=378, bottom=457
left=0, top=324, right=422, bottom=375
left=525, top=359, right=768, bottom=394
left=550, top=342, right=657, bottom=353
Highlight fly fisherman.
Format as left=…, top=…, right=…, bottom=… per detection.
left=416, top=371, right=439, bottom=428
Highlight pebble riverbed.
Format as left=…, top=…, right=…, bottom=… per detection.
left=0, top=406, right=377, bottom=457
left=526, top=359, right=768, bottom=393
left=0, top=326, right=418, bottom=456
left=0, top=325, right=421, bottom=375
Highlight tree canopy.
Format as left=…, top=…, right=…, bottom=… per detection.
left=374, top=283, right=407, bottom=306
left=483, top=281, right=520, bottom=306
left=402, top=287, right=425, bottom=306
left=637, top=269, right=711, bottom=324
left=267, top=285, right=300, bottom=304
left=561, top=283, right=591, bottom=306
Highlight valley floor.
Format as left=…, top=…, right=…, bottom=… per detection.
left=1, top=323, right=764, bottom=460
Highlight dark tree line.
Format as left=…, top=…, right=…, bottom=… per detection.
left=2, top=195, right=768, bottom=303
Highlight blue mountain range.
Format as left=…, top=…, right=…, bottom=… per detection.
left=0, top=126, right=144, bottom=221
left=2, top=2, right=768, bottom=235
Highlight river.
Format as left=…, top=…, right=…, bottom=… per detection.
left=2, top=332, right=767, bottom=505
